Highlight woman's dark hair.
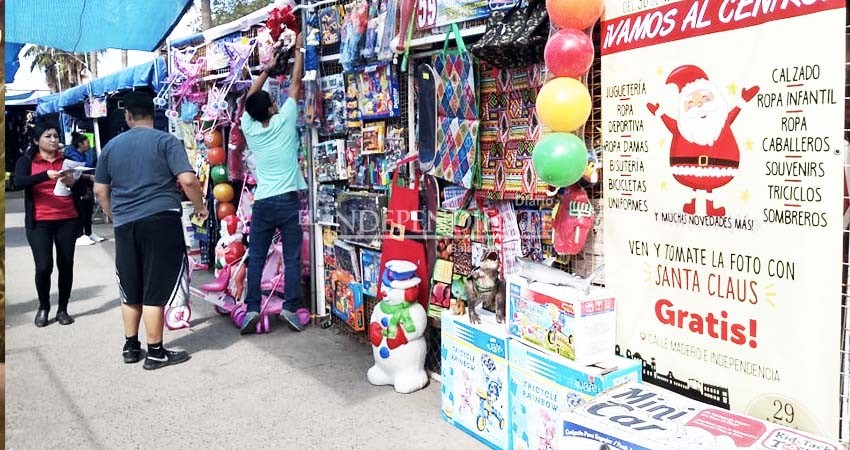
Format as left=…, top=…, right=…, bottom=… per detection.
left=71, top=132, right=89, bottom=149
left=27, top=122, right=60, bottom=156
left=245, top=90, right=273, bottom=123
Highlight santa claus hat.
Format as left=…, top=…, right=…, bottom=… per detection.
left=666, top=65, right=716, bottom=99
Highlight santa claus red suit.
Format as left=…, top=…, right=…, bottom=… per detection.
left=647, top=65, right=759, bottom=216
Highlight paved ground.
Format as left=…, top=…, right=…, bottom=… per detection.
left=5, top=192, right=478, bottom=450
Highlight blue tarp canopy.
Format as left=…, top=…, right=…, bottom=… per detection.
left=6, top=0, right=194, bottom=53
left=5, top=43, right=25, bottom=83
left=58, top=57, right=166, bottom=108
left=6, top=90, right=49, bottom=106
left=36, top=94, right=60, bottom=116
left=35, top=57, right=166, bottom=116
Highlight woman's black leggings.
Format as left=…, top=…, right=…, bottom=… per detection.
left=79, top=197, right=93, bottom=236
left=26, top=219, right=79, bottom=311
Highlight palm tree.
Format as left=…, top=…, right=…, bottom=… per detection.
left=200, top=0, right=213, bottom=30
left=24, top=46, right=103, bottom=92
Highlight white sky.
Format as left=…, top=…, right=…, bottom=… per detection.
left=6, top=3, right=202, bottom=96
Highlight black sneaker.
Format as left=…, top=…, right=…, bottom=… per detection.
left=123, top=342, right=143, bottom=364
left=143, top=349, right=190, bottom=370
left=123, top=348, right=143, bottom=364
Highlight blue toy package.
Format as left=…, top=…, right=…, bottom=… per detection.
left=303, top=10, right=320, bottom=81
left=508, top=340, right=642, bottom=450
left=356, top=62, right=400, bottom=120
left=332, top=278, right=365, bottom=332
left=340, top=0, right=368, bottom=71
left=360, top=248, right=381, bottom=297
left=441, top=309, right=509, bottom=450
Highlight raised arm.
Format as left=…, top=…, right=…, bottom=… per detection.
left=248, top=49, right=280, bottom=97
left=289, top=33, right=304, bottom=100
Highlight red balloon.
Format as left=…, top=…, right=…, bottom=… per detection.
left=208, top=146, right=226, bottom=165
left=545, top=28, right=594, bottom=78
left=546, top=0, right=604, bottom=30
left=217, top=202, right=236, bottom=220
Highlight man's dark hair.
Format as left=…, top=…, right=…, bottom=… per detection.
left=245, top=90, right=273, bottom=123
left=123, top=91, right=155, bottom=119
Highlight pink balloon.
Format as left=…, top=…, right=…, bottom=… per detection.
left=545, top=28, right=595, bottom=78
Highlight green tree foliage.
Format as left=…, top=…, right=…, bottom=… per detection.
left=212, top=0, right=273, bottom=27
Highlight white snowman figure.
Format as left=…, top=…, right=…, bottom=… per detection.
left=367, top=260, right=429, bottom=394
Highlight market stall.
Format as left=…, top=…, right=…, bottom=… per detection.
left=156, top=0, right=850, bottom=448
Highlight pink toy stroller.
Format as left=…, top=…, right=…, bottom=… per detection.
left=227, top=232, right=311, bottom=333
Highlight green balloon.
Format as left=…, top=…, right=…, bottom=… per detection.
left=211, top=165, right=229, bottom=184
left=532, top=133, right=588, bottom=187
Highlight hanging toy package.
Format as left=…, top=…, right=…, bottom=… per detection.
left=361, top=0, right=380, bottom=59
left=340, top=0, right=369, bottom=71
left=376, top=0, right=398, bottom=61
left=303, top=10, right=321, bottom=82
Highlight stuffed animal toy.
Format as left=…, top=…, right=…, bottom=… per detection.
left=465, top=250, right=505, bottom=324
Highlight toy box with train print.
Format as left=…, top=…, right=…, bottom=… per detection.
left=509, top=340, right=641, bottom=450
left=562, top=381, right=841, bottom=450
left=441, top=309, right=509, bottom=450
left=507, top=276, right=615, bottom=366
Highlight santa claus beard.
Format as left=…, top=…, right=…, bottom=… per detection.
left=678, top=88, right=728, bottom=147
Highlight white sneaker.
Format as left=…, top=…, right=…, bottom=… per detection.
left=76, top=235, right=96, bottom=246
left=88, top=232, right=106, bottom=242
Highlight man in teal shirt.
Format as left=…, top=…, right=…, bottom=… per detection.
left=239, top=33, right=307, bottom=334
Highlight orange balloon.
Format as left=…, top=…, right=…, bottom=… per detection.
left=217, top=202, right=236, bottom=220
left=546, top=0, right=604, bottom=30
left=208, top=146, right=226, bottom=165
left=205, top=130, right=223, bottom=148
left=213, top=183, right=235, bottom=202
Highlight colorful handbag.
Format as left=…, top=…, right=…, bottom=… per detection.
left=427, top=24, right=480, bottom=189
left=477, top=61, right=551, bottom=200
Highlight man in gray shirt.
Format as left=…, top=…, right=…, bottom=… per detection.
left=94, top=91, right=208, bottom=370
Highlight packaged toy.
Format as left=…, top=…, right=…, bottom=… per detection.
left=508, top=340, right=642, bottom=450
left=562, top=382, right=842, bottom=450
left=356, top=62, right=400, bottom=119
left=441, top=309, right=509, bottom=450
left=320, top=74, right=346, bottom=134
left=360, top=248, right=382, bottom=297
left=361, top=121, right=386, bottom=154
left=507, top=275, right=615, bottom=366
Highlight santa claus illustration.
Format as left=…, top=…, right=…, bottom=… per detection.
left=647, top=65, right=759, bottom=216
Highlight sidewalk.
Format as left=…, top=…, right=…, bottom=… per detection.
left=5, top=192, right=476, bottom=450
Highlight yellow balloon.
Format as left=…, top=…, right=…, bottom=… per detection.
left=536, top=77, right=592, bottom=132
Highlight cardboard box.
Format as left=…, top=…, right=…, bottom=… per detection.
left=509, top=340, right=642, bottom=450
left=562, top=382, right=842, bottom=450
left=507, top=276, right=616, bottom=366
left=441, top=309, right=510, bottom=450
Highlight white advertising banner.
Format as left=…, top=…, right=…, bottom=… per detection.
left=601, top=0, right=846, bottom=439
